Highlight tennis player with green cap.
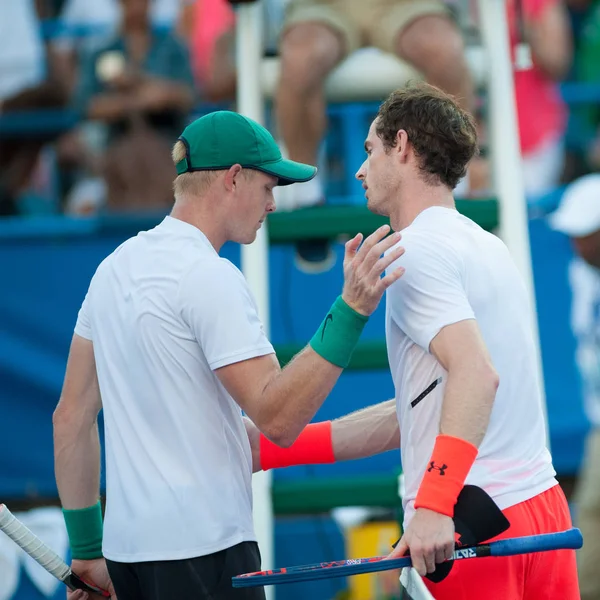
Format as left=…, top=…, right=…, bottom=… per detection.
left=52, top=110, right=406, bottom=600
left=175, top=110, right=317, bottom=185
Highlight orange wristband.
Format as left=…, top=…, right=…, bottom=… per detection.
left=414, top=434, right=478, bottom=517
left=259, top=421, right=335, bottom=471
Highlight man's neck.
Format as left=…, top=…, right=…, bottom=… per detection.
left=389, top=179, right=456, bottom=231
left=170, top=198, right=225, bottom=252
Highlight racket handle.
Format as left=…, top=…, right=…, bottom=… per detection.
left=0, top=504, right=71, bottom=582
left=491, top=528, right=583, bottom=557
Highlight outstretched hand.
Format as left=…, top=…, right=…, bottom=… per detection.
left=342, top=224, right=405, bottom=316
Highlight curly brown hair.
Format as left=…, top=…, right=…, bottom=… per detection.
left=375, top=82, right=478, bottom=189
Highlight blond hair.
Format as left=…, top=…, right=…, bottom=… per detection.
left=171, top=140, right=220, bottom=197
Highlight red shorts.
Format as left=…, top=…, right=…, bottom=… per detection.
left=424, top=484, right=580, bottom=600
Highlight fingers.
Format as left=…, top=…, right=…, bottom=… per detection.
left=354, top=224, right=391, bottom=264
left=371, top=243, right=405, bottom=281
left=354, top=228, right=400, bottom=275
left=68, top=590, right=89, bottom=600
left=343, top=233, right=363, bottom=266
left=379, top=267, right=406, bottom=290
left=409, top=544, right=428, bottom=577
left=387, top=536, right=408, bottom=560
left=444, top=540, right=455, bottom=562
left=435, top=545, right=448, bottom=567
left=423, top=547, right=437, bottom=575
left=360, top=231, right=402, bottom=275
left=414, top=541, right=455, bottom=576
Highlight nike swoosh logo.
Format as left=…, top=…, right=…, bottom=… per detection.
left=321, top=313, right=333, bottom=342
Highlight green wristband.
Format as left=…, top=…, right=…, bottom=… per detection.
left=310, top=296, right=369, bottom=368
left=63, top=502, right=103, bottom=560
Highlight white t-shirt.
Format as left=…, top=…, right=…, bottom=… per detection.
left=569, top=258, right=600, bottom=428
left=75, top=216, right=274, bottom=562
left=385, top=207, right=556, bottom=527
left=0, top=0, right=44, bottom=101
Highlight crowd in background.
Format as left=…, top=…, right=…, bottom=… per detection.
left=0, top=0, right=599, bottom=219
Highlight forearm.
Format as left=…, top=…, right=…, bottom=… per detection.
left=439, top=366, right=498, bottom=447
left=259, top=347, right=342, bottom=446
left=54, top=411, right=101, bottom=509
left=87, top=94, right=133, bottom=122
left=530, top=40, right=571, bottom=80
left=247, top=400, right=398, bottom=473
left=332, top=399, right=399, bottom=461
left=156, top=84, right=194, bottom=112
left=527, top=7, right=572, bottom=81
left=243, top=417, right=261, bottom=473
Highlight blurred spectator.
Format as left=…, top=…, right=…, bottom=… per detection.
left=73, top=0, right=195, bottom=213
left=177, top=0, right=289, bottom=101
left=275, top=0, right=474, bottom=213
left=565, top=0, right=600, bottom=178
left=549, top=173, right=600, bottom=600
left=51, top=0, right=188, bottom=212
left=0, top=0, right=69, bottom=216
left=469, top=0, right=572, bottom=199
left=55, top=0, right=184, bottom=88
left=178, top=0, right=237, bottom=101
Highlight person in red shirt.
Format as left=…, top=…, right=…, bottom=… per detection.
left=468, top=0, right=572, bottom=199
left=176, top=0, right=236, bottom=101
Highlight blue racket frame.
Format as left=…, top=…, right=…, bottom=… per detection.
left=232, top=528, right=583, bottom=587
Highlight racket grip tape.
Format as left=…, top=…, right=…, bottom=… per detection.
left=0, top=504, right=71, bottom=581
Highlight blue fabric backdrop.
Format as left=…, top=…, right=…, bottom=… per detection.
left=0, top=215, right=589, bottom=499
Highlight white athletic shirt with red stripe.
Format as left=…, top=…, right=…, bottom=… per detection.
left=385, top=206, right=557, bottom=527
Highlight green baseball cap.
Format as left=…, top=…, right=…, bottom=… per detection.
left=175, top=111, right=317, bottom=186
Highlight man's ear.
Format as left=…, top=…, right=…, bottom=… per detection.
left=224, top=164, right=243, bottom=192
left=396, top=130, right=410, bottom=163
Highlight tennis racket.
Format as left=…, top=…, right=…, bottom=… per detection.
left=0, top=503, right=110, bottom=597
left=232, top=527, right=583, bottom=587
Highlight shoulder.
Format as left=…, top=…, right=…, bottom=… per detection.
left=179, top=256, right=248, bottom=296
left=396, top=225, right=462, bottom=274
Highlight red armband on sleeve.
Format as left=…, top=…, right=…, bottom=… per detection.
left=259, top=421, right=335, bottom=471
left=414, top=434, right=478, bottom=517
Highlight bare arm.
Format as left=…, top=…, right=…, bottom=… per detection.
left=87, top=79, right=193, bottom=122
left=53, top=334, right=102, bottom=509
left=136, top=78, right=195, bottom=113
left=87, top=93, right=135, bottom=122
left=430, top=320, right=500, bottom=447
left=331, top=399, right=399, bottom=461
left=219, top=347, right=343, bottom=449
left=218, top=227, right=405, bottom=447
left=243, top=399, right=399, bottom=472
left=204, top=30, right=237, bottom=102
left=527, top=1, right=572, bottom=81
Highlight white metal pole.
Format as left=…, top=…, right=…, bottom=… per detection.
left=477, top=0, right=550, bottom=445
left=235, top=2, right=275, bottom=596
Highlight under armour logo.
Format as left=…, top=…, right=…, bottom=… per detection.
left=427, top=461, right=447, bottom=476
